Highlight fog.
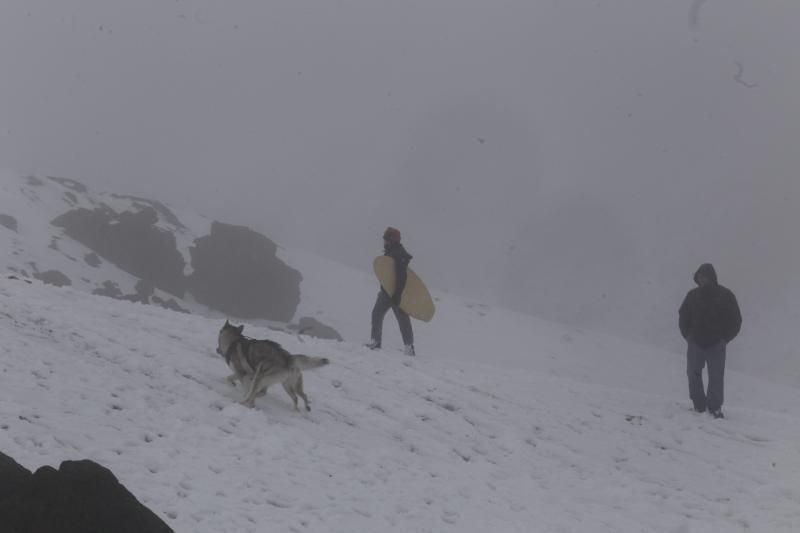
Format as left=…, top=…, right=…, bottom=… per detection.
left=1, top=1, right=798, bottom=380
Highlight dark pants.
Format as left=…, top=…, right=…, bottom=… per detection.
left=371, top=290, right=414, bottom=346
left=687, top=341, right=726, bottom=412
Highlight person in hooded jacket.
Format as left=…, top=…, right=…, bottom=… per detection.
left=366, top=227, right=415, bottom=356
left=678, top=263, right=742, bottom=419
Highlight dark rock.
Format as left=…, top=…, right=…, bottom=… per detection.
left=93, top=280, right=124, bottom=299
left=135, top=279, right=155, bottom=302
left=32, top=270, right=72, bottom=287
left=84, top=252, right=102, bottom=268
left=187, top=221, right=301, bottom=321
left=0, top=214, right=17, bottom=232
left=292, top=317, right=343, bottom=341
left=52, top=206, right=186, bottom=297
left=0, top=452, right=31, bottom=502
left=0, top=458, right=173, bottom=533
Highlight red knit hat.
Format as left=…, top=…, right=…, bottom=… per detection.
left=383, top=227, right=401, bottom=243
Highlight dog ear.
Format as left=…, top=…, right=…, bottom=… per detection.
left=225, top=319, right=230, bottom=326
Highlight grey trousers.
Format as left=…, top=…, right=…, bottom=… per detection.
left=371, top=290, right=414, bottom=346
left=687, top=341, right=726, bottom=412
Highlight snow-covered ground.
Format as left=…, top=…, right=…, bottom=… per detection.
left=1, top=271, right=799, bottom=533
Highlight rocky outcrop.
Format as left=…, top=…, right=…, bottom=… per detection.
left=52, top=206, right=186, bottom=297
left=0, top=452, right=30, bottom=502
left=0, top=214, right=17, bottom=232
left=93, top=280, right=124, bottom=299
left=44, top=182, right=306, bottom=322
left=0, top=453, right=173, bottom=533
left=187, top=221, right=301, bottom=321
left=291, top=317, right=343, bottom=341
left=84, top=252, right=102, bottom=267
left=32, top=269, right=72, bottom=287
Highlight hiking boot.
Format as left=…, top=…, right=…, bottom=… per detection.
left=710, top=410, right=724, bottom=419
left=365, top=339, right=381, bottom=350
left=693, top=404, right=706, bottom=413
left=403, top=344, right=416, bottom=356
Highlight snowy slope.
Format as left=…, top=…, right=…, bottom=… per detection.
left=1, top=276, right=799, bottom=533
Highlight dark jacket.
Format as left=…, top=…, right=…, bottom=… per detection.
left=679, top=264, right=742, bottom=348
left=383, top=242, right=412, bottom=304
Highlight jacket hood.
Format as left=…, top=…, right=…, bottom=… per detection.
left=693, top=263, right=718, bottom=286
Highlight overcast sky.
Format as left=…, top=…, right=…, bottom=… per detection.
left=1, top=1, right=798, bottom=373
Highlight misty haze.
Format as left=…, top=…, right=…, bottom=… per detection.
left=1, top=2, right=799, bottom=531
left=2, top=1, right=797, bottom=380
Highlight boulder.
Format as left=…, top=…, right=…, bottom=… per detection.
left=187, top=221, right=301, bottom=321
left=0, top=456, right=172, bottom=533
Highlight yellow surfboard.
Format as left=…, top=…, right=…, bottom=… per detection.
left=373, top=256, right=435, bottom=322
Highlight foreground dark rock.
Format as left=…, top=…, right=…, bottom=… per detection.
left=0, top=453, right=172, bottom=533
left=0, top=453, right=30, bottom=503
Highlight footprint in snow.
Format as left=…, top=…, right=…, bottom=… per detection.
left=442, top=510, right=460, bottom=524
left=625, top=414, right=645, bottom=426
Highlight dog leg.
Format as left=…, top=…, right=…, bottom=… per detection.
left=295, top=373, right=311, bottom=412
left=241, top=365, right=269, bottom=407
left=282, top=382, right=300, bottom=411
left=242, top=364, right=284, bottom=407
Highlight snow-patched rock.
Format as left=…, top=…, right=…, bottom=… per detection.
left=0, top=172, right=307, bottom=325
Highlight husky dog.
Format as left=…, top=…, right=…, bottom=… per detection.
left=216, top=321, right=330, bottom=410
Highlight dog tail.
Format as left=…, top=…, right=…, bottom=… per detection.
left=292, top=355, right=330, bottom=371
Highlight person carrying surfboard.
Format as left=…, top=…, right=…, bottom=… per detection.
left=366, top=227, right=416, bottom=355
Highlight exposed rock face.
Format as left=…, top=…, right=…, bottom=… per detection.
left=32, top=269, right=72, bottom=287
left=93, top=280, right=124, bottom=299
left=0, top=452, right=30, bottom=502
left=0, top=214, right=17, bottom=232
left=188, top=221, right=301, bottom=321
left=84, top=252, right=102, bottom=267
left=0, top=454, right=173, bottom=533
left=292, top=317, right=343, bottom=341
left=51, top=206, right=186, bottom=297
left=40, top=180, right=305, bottom=322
